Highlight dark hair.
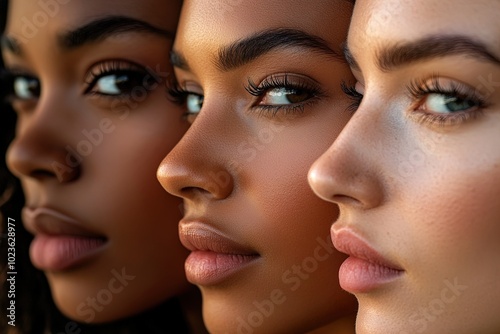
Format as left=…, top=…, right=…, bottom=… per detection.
left=0, top=1, right=194, bottom=332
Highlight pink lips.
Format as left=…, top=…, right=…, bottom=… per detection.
left=332, top=229, right=404, bottom=293
left=23, top=207, right=107, bottom=271
left=179, top=222, right=259, bottom=286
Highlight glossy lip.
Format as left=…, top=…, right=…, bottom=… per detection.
left=179, top=221, right=260, bottom=286
left=22, top=207, right=108, bottom=271
left=332, top=228, right=404, bottom=293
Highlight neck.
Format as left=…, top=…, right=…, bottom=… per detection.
left=179, top=287, right=209, bottom=334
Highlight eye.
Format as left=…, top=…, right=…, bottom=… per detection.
left=168, top=82, right=204, bottom=123
left=245, top=74, right=324, bottom=116
left=186, top=93, right=204, bottom=114
left=13, top=76, right=40, bottom=100
left=419, top=93, right=478, bottom=114
left=341, top=81, right=363, bottom=113
left=407, top=76, right=488, bottom=126
left=260, top=87, right=313, bottom=106
left=84, top=61, right=156, bottom=97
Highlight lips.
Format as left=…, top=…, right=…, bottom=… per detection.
left=332, top=228, right=404, bottom=293
left=22, top=207, right=108, bottom=271
left=179, top=221, right=260, bottom=286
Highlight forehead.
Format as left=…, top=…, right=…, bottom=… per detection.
left=349, top=0, right=500, bottom=54
left=5, top=0, right=181, bottom=36
left=176, top=0, right=353, bottom=54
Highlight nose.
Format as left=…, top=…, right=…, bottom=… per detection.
left=6, top=90, right=81, bottom=184
left=308, top=104, right=385, bottom=210
left=158, top=103, right=235, bottom=202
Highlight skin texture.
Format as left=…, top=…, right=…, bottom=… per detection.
left=308, top=0, right=500, bottom=333
left=158, top=0, right=357, bottom=333
left=3, top=0, right=191, bottom=323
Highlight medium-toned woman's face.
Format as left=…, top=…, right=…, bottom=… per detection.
left=158, top=0, right=357, bottom=333
left=3, top=0, right=190, bottom=323
left=309, top=0, right=500, bottom=333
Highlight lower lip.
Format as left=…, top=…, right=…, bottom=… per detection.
left=339, top=256, right=403, bottom=293
left=30, top=234, right=107, bottom=271
left=185, top=251, right=259, bottom=286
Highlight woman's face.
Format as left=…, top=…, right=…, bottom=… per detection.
left=3, top=0, right=190, bottom=323
left=308, top=0, right=500, bottom=333
left=158, top=0, right=357, bottom=333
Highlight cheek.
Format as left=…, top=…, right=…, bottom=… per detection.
left=406, top=157, right=500, bottom=276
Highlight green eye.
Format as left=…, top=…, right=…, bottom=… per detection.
left=424, top=94, right=478, bottom=113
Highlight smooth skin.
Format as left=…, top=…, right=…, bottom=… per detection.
left=158, top=0, right=357, bottom=333
left=309, top=0, right=500, bottom=333
left=3, top=0, right=191, bottom=323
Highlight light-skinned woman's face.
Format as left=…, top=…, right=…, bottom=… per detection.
left=308, top=0, right=500, bottom=333
left=158, top=0, right=357, bottom=333
left=3, top=0, right=190, bottom=323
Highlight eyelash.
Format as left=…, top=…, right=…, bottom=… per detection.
left=406, top=76, right=487, bottom=126
left=168, top=74, right=325, bottom=120
left=341, top=76, right=488, bottom=126
left=84, top=60, right=155, bottom=98
left=245, top=74, right=325, bottom=117
left=341, top=81, right=363, bottom=114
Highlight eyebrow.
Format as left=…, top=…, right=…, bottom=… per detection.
left=170, top=28, right=344, bottom=72
left=59, top=15, right=173, bottom=49
left=1, top=15, right=173, bottom=55
left=344, top=35, right=500, bottom=72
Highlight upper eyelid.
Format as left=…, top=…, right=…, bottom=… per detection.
left=84, top=60, right=146, bottom=82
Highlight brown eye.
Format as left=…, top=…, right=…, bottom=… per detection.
left=260, top=87, right=312, bottom=105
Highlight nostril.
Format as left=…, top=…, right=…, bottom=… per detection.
left=180, top=186, right=211, bottom=197
left=30, top=169, right=55, bottom=179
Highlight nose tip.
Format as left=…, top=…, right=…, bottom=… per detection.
left=158, top=154, right=234, bottom=202
left=308, top=161, right=335, bottom=203
left=6, top=136, right=80, bottom=184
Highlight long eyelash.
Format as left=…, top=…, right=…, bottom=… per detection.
left=406, top=75, right=486, bottom=107
left=406, top=75, right=488, bottom=126
left=167, top=81, right=191, bottom=105
left=245, top=74, right=324, bottom=117
left=341, top=81, right=363, bottom=113
left=245, top=74, right=321, bottom=97
left=83, top=60, right=146, bottom=95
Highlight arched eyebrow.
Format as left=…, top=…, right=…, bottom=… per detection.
left=171, top=28, right=344, bottom=73
left=344, top=35, right=500, bottom=72
left=59, top=15, right=173, bottom=49
left=1, top=15, right=173, bottom=56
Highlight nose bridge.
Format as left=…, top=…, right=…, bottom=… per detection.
left=159, top=99, right=237, bottom=201
left=309, top=98, right=387, bottom=209
left=6, top=85, right=82, bottom=182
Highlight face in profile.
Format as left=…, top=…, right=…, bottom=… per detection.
left=309, top=0, right=500, bottom=333
left=2, top=0, right=190, bottom=323
left=158, top=0, right=357, bottom=333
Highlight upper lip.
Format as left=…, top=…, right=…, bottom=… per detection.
left=332, top=228, right=403, bottom=271
left=179, top=220, right=259, bottom=256
left=22, top=207, right=106, bottom=239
